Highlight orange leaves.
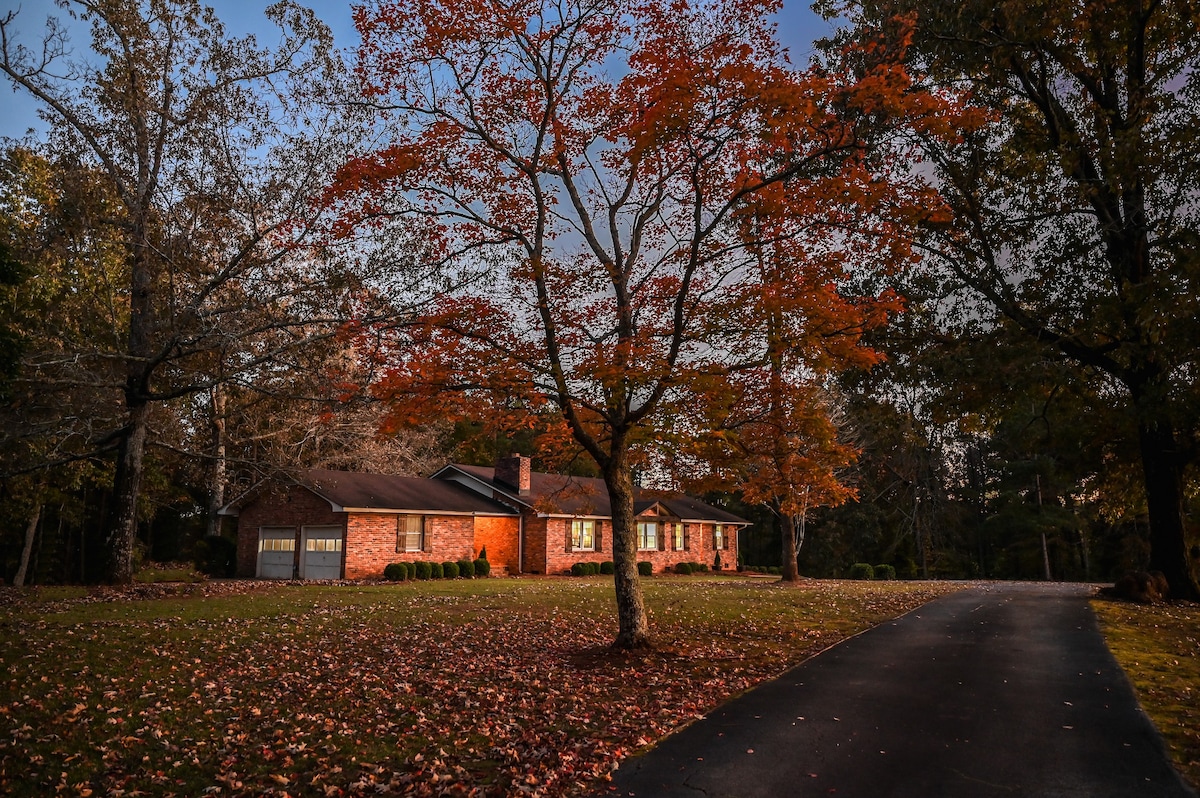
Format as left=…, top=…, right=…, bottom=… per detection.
left=338, top=0, right=968, bottom=502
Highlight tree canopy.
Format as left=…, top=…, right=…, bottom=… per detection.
left=831, top=0, right=1200, bottom=597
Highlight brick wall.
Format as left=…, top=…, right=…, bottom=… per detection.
left=344, top=514, right=478, bottom=579
left=540, top=518, right=740, bottom=575
left=473, top=515, right=520, bottom=575
left=235, top=485, right=343, bottom=578
left=522, top=517, right=548, bottom=574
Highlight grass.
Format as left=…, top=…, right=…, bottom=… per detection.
left=133, top=562, right=207, bottom=584
left=0, top=575, right=960, bottom=797
left=1092, top=598, right=1200, bottom=791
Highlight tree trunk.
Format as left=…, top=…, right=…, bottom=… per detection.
left=103, top=401, right=149, bottom=584
left=780, top=513, right=800, bottom=582
left=13, top=503, right=42, bottom=588
left=206, top=385, right=227, bottom=538
left=102, top=221, right=154, bottom=585
left=1136, top=418, right=1200, bottom=601
left=1036, top=475, right=1051, bottom=581
left=603, top=457, right=651, bottom=649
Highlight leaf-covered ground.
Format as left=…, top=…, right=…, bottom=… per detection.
left=1092, top=597, right=1200, bottom=791
left=0, top=576, right=960, bottom=797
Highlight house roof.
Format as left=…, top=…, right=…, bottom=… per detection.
left=436, top=464, right=750, bottom=525
left=301, top=469, right=518, bottom=515
left=221, top=469, right=519, bottom=516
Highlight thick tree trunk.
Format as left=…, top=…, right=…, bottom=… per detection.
left=1136, top=419, right=1200, bottom=601
left=603, top=458, right=651, bottom=650
left=102, top=223, right=154, bottom=585
left=13, top=503, right=42, bottom=588
left=780, top=513, right=800, bottom=582
left=206, top=385, right=227, bottom=538
left=103, top=401, right=149, bottom=584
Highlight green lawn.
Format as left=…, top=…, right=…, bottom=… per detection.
left=1092, top=598, right=1200, bottom=791
left=0, top=576, right=959, bottom=797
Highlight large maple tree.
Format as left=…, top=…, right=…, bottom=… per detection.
left=335, top=0, right=959, bottom=647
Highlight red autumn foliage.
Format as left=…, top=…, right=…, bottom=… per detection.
left=329, top=0, right=972, bottom=646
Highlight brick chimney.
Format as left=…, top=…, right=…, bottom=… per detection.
left=495, top=454, right=531, bottom=495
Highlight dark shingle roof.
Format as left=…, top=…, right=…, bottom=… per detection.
left=440, top=464, right=749, bottom=524
left=301, top=469, right=517, bottom=515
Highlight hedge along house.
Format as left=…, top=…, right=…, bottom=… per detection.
left=434, top=455, right=750, bottom=575
left=225, top=469, right=520, bottom=580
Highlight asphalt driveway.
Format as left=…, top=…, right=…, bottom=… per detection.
left=603, top=582, right=1195, bottom=797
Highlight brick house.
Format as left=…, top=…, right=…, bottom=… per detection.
left=226, top=470, right=520, bottom=580
left=226, top=456, right=748, bottom=580
left=435, top=456, right=748, bottom=575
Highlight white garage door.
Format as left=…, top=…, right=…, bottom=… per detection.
left=301, top=526, right=343, bottom=580
left=257, top=527, right=296, bottom=579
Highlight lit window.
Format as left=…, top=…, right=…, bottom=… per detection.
left=572, top=519, right=596, bottom=551
left=714, top=524, right=724, bottom=550
left=306, top=537, right=342, bottom=552
left=398, top=515, right=424, bottom=552
left=637, top=521, right=658, bottom=551
left=259, top=537, right=295, bottom=552
left=672, top=522, right=684, bottom=551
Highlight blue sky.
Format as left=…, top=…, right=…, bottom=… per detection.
left=0, top=0, right=835, bottom=140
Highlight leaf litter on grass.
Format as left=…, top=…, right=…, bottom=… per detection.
left=0, top=577, right=960, bottom=796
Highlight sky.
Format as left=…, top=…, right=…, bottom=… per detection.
left=0, top=0, right=836, bottom=141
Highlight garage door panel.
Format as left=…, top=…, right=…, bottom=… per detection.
left=257, top=528, right=296, bottom=579
left=301, top=526, right=343, bottom=580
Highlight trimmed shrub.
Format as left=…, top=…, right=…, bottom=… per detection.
left=430, top=561, right=444, bottom=579
left=768, top=566, right=782, bottom=575
left=478, top=546, right=488, bottom=561
left=637, top=561, right=653, bottom=577
left=599, top=561, right=615, bottom=575
left=192, top=535, right=238, bottom=578
left=697, top=563, right=709, bottom=572
left=590, top=562, right=602, bottom=575
left=848, top=562, right=875, bottom=580
left=474, top=557, right=490, bottom=577
left=674, top=562, right=692, bottom=575
left=414, top=561, right=432, bottom=580
left=874, top=564, right=897, bottom=581
left=383, top=563, right=406, bottom=581
left=442, top=561, right=459, bottom=579
left=571, top=562, right=587, bottom=576
left=458, top=558, right=475, bottom=578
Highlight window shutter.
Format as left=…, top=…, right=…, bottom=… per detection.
left=595, top=521, right=603, bottom=552
left=566, top=520, right=574, bottom=553
left=420, top=516, right=432, bottom=552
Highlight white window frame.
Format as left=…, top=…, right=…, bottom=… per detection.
left=637, top=520, right=658, bottom=551
left=398, top=514, right=425, bottom=552
left=572, top=519, right=596, bottom=551
left=714, top=524, right=725, bottom=550
left=672, top=522, right=684, bottom=551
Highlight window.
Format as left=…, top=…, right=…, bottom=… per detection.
left=672, top=522, right=684, bottom=551
left=259, top=537, right=295, bottom=552
left=572, top=519, right=596, bottom=551
left=305, top=537, right=342, bottom=552
left=637, top=520, right=658, bottom=551
left=398, top=514, right=425, bottom=552
left=714, top=524, right=724, bottom=550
